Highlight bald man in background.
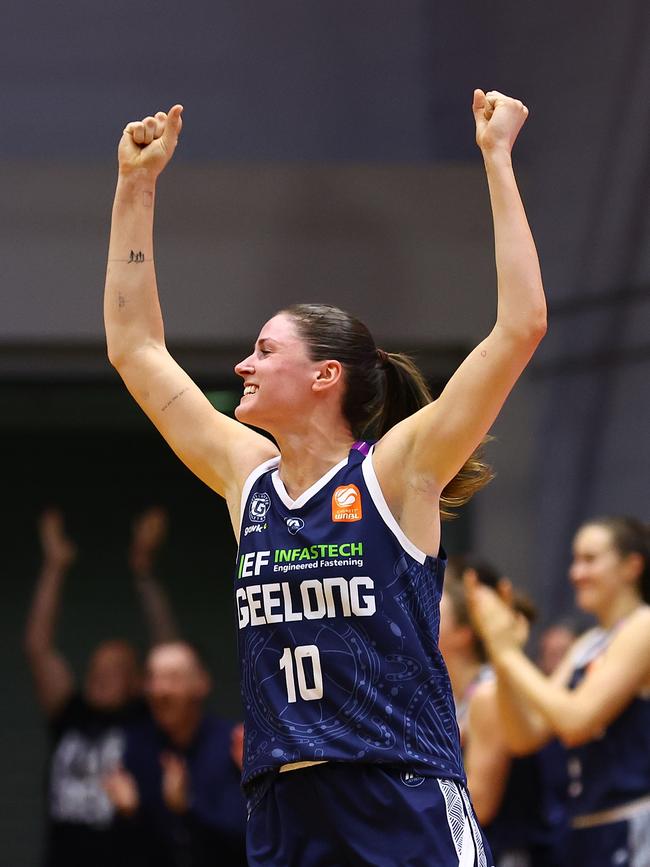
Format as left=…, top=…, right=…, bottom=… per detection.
left=105, top=641, right=247, bottom=866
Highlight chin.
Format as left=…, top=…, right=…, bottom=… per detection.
left=574, top=590, right=598, bottom=615
left=235, top=399, right=257, bottom=423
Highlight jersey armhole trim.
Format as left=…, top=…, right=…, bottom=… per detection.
left=239, top=456, right=281, bottom=531
left=361, top=449, right=427, bottom=565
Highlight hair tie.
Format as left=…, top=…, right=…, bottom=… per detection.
left=376, top=348, right=389, bottom=367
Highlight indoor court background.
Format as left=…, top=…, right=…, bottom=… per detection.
left=1, top=2, right=648, bottom=862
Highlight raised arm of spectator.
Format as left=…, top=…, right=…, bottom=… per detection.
left=129, top=506, right=179, bottom=644
left=24, top=510, right=76, bottom=717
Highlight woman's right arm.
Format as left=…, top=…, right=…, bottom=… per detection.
left=104, top=107, right=277, bottom=518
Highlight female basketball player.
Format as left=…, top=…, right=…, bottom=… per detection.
left=466, top=517, right=650, bottom=866
left=105, top=89, right=546, bottom=866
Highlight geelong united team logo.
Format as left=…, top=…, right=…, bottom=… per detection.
left=249, top=492, right=270, bottom=523
left=332, top=484, right=362, bottom=522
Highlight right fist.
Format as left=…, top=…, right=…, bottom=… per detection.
left=118, top=104, right=183, bottom=177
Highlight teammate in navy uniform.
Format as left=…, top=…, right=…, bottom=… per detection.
left=105, top=89, right=547, bottom=865
left=467, top=517, right=650, bottom=866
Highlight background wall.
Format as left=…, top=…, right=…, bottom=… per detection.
left=1, top=1, right=648, bottom=863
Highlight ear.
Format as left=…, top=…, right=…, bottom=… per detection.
left=623, top=552, right=644, bottom=586
left=197, top=670, right=212, bottom=699
left=312, top=360, right=343, bottom=392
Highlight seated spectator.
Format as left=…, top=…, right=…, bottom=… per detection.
left=105, top=641, right=247, bottom=866
left=24, top=507, right=175, bottom=867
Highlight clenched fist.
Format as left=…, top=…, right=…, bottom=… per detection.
left=472, top=90, right=529, bottom=154
left=118, top=104, right=184, bottom=178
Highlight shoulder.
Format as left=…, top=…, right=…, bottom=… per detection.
left=610, top=606, right=650, bottom=664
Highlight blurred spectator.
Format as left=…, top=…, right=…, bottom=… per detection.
left=467, top=517, right=650, bottom=867
left=536, top=622, right=579, bottom=677
left=105, top=641, right=247, bottom=866
left=440, top=558, right=567, bottom=866
left=24, top=507, right=176, bottom=867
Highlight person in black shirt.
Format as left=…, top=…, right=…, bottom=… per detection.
left=24, top=507, right=176, bottom=867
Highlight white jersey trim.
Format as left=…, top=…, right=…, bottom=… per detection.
left=271, top=456, right=349, bottom=510
left=361, top=448, right=427, bottom=565
left=239, top=456, right=281, bottom=530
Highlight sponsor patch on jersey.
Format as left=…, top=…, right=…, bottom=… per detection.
left=285, top=517, right=305, bottom=535
left=249, top=492, right=270, bottom=523
left=332, top=484, right=362, bottom=522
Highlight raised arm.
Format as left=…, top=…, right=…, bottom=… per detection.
left=104, top=106, right=277, bottom=526
left=129, top=507, right=179, bottom=645
left=24, top=510, right=76, bottom=717
left=375, top=90, right=546, bottom=545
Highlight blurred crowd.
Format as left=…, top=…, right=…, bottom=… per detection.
left=25, top=509, right=247, bottom=867
left=24, top=510, right=650, bottom=866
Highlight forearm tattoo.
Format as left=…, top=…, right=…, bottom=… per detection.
left=161, top=388, right=189, bottom=412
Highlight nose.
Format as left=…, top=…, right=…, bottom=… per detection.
left=234, top=354, right=255, bottom=377
left=569, top=559, right=583, bottom=583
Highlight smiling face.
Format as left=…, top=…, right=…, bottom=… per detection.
left=145, top=643, right=210, bottom=735
left=234, top=313, right=338, bottom=433
left=569, top=523, right=638, bottom=618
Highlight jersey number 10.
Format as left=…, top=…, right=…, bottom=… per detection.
left=279, top=645, right=324, bottom=703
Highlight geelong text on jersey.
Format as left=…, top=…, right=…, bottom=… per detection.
left=235, top=576, right=376, bottom=629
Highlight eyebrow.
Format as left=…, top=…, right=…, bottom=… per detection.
left=256, top=337, right=278, bottom=349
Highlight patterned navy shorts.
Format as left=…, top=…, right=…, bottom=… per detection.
left=246, top=763, right=494, bottom=866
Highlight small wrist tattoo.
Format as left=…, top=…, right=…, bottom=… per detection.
left=109, top=249, right=150, bottom=264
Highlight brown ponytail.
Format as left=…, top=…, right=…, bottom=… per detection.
left=282, top=303, right=493, bottom=519
left=375, top=351, right=494, bottom=520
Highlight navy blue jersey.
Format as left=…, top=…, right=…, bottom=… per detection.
left=234, top=443, right=464, bottom=787
left=566, top=624, right=650, bottom=816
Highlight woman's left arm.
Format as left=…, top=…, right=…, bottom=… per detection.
left=375, top=90, right=546, bottom=495
left=469, top=585, right=650, bottom=747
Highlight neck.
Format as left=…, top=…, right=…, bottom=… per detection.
left=271, top=417, right=355, bottom=500
left=597, top=590, right=644, bottom=630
